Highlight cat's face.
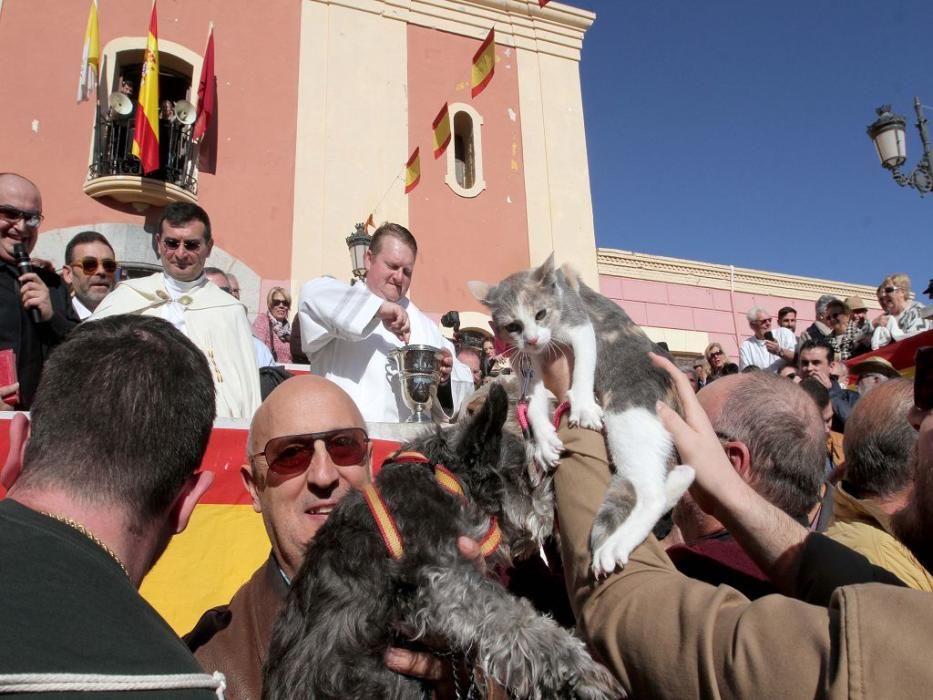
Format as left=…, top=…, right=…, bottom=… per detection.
left=469, top=256, right=563, bottom=356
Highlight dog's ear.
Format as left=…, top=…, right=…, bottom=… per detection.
left=457, top=382, right=509, bottom=465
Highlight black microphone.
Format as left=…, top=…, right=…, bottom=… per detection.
left=13, top=243, right=42, bottom=324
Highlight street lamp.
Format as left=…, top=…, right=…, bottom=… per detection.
left=345, top=222, right=371, bottom=283
left=867, top=97, right=933, bottom=195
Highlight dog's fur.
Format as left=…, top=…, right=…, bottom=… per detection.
left=262, top=382, right=623, bottom=699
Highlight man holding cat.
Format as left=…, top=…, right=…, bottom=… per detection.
left=298, top=222, right=474, bottom=422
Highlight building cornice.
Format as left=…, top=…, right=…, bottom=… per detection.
left=308, top=0, right=594, bottom=61
left=597, top=248, right=883, bottom=309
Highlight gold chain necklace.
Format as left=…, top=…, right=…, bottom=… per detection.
left=41, top=511, right=129, bottom=578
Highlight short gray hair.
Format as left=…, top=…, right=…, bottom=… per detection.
left=815, top=294, right=838, bottom=318
left=715, top=373, right=825, bottom=517
left=843, top=378, right=916, bottom=497
left=746, top=306, right=768, bottom=323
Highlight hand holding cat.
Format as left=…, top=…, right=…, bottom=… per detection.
left=377, top=300, right=411, bottom=343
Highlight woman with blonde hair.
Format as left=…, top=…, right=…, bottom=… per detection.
left=872, top=273, right=932, bottom=349
left=252, top=286, right=293, bottom=363
left=704, top=342, right=730, bottom=381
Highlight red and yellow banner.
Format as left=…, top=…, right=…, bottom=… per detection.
left=432, top=102, right=451, bottom=159
left=404, top=147, right=421, bottom=194
left=846, top=328, right=932, bottom=379
left=132, top=3, right=160, bottom=175
left=76, top=0, right=100, bottom=103
left=471, top=28, right=495, bottom=98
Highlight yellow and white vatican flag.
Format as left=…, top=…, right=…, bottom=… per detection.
left=77, top=0, right=100, bottom=103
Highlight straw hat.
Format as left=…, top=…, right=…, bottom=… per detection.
left=849, top=356, right=901, bottom=379
left=844, top=295, right=868, bottom=312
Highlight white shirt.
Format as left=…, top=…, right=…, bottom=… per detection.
left=739, top=325, right=796, bottom=371
left=71, top=296, right=93, bottom=321
left=299, top=276, right=474, bottom=423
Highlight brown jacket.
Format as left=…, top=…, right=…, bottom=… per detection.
left=554, top=420, right=933, bottom=700
left=186, top=556, right=287, bottom=700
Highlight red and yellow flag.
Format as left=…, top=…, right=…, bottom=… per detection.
left=471, top=28, right=495, bottom=98
left=404, top=147, right=421, bottom=194
left=77, top=0, right=100, bottom=103
left=364, top=213, right=375, bottom=231
left=132, top=3, right=160, bottom=175
left=432, top=103, right=451, bottom=159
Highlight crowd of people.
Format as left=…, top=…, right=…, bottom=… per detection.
left=2, top=167, right=933, bottom=698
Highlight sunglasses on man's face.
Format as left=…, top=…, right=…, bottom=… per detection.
left=0, top=204, right=44, bottom=228
left=71, top=256, right=117, bottom=275
left=252, top=428, right=369, bottom=477
left=161, top=237, right=203, bottom=252
left=915, top=347, right=933, bottom=412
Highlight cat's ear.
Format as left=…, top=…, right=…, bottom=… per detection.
left=467, top=280, right=493, bottom=305
left=531, top=253, right=556, bottom=285
left=559, top=263, right=580, bottom=291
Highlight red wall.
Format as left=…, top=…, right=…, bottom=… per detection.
left=405, top=25, right=530, bottom=315
left=0, top=0, right=300, bottom=279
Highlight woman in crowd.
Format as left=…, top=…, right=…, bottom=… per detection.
left=252, top=286, right=293, bottom=363
left=704, top=342, right=730, bottom=381
left=872, top=273, right=932, bottom=349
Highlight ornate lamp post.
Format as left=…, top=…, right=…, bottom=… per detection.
left=867, top=97, right=933, bottom=196
left=345, top=223, right=371, bottom=284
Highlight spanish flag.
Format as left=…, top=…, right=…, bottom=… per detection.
left=471, top=28, right=495, bottom=98
left=132, top=3, right=160, bottom=175
left=404, top=147, right=421, bottom=194
left=432, top=103, right=451, bottom=159
left=76, top=0, right=100, bottom=103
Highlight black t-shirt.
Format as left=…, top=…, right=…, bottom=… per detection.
left=0, top=499, right=215, bottom=699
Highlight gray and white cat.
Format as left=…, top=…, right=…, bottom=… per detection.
left=468, top=255, right=695, bottom=574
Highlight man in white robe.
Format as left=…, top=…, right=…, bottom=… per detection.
left=91, top=203, right=260, bottom=420
left=299, top=223, right=473, bottom=423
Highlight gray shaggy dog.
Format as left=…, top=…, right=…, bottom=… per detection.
left=262, top=382, right=623, bottom=699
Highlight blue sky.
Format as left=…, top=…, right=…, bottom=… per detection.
left=576, top=0, right=933, bottom=296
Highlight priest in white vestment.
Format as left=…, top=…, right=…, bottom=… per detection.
left=90, top=203, right=260, bottom=420
left=299, top=223, right=473, bottom=423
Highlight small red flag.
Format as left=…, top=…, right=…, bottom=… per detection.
left=432, top=103, right=451, bottom=159
left=539, top=0, right=551, bottom=6
left=471, top=29, right=495, bottom=99
left=404, top=148, right=421, bottom=194
left=193, top=27, right=215, bottom=143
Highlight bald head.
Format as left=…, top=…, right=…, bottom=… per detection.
left=698, top=371, right=825, bottom=518
left=843, top=378, right=915, bottom=497
left=0, top=173, right=43, bottom=264
left=249, top=375, right=365, bottom=458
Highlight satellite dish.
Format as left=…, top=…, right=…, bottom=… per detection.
left=108, top=92, right=133, bottom=116
left=174, top=100, right=197, bottom=125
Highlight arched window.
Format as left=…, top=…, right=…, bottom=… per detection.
left=445, top=103, right=485, bottom=198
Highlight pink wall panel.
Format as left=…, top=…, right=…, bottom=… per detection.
left=613, top=299, right=648, bottom=325
left=645, top=303, right=694, bottom=330
left=693, top=308, right=737, bottom=334
left=620, top=278, right=669, bottom=304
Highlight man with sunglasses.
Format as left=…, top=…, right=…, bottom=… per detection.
left=187, top=375, right=466, bottom=698
left=60, top=231, right=117, bottom=320
left=91, top=202, right=260, bottom=419
left=0, top=172, right=77, bottom=410
left=738, top=305, right=796, bottom=371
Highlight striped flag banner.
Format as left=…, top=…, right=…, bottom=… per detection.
left=132, top=2, right=160, bottom=175
left=404, top=147, right=421, bottom=194
left=471, top=28, right=495, bottom=98
left=77, top=0, right=100, bottom=103
left=432, top=103, right=451, bottom=159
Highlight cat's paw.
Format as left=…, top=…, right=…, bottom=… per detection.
left=591, top=528, right=637, bottom=577
left=568, top=395, right=603, bottom=431
left=533, top=426, right=564, bottom=469
left=663, top=464, right=695, bottom=510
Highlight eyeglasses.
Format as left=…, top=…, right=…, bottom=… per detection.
left=271, top=299, right=290, bottom=308
left=0, top=205, right=44, bottom=228
left=882, top=286, right=900, bottom=295
left=160, top=237, right=203, bottom=252
left=915, top=347, right=933, bottom=412
left=70, top=256, right=117, bottom=275
left=755, top=317, right=772, bottom=326
left=709, top=350, right=724, bottom=358
left=251, top=428, right=369, bottom=476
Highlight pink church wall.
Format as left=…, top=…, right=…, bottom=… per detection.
left=599, top=274, right=820, bottom=360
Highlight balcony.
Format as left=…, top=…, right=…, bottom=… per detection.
left=84, top=111, right=199, bottom=210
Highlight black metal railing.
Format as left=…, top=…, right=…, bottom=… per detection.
left=89, top=111, right=198, bottom=195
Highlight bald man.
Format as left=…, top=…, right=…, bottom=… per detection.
left=668, top=371, right=827, bottom=598
left=186, top=375, right=461, bottom=699
left=0, top=173, right=77, bottom=409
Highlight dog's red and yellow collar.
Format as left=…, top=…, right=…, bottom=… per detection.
left=363, top=451, right=500, bottom=561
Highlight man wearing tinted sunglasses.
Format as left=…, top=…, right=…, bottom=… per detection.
left=60, top=230, right=117, bottom=320
left=0, top=172, right=77, bottom=410
left=91, top=202, right=260, bottom=419
left=188, top=375, right=464, bottom=698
